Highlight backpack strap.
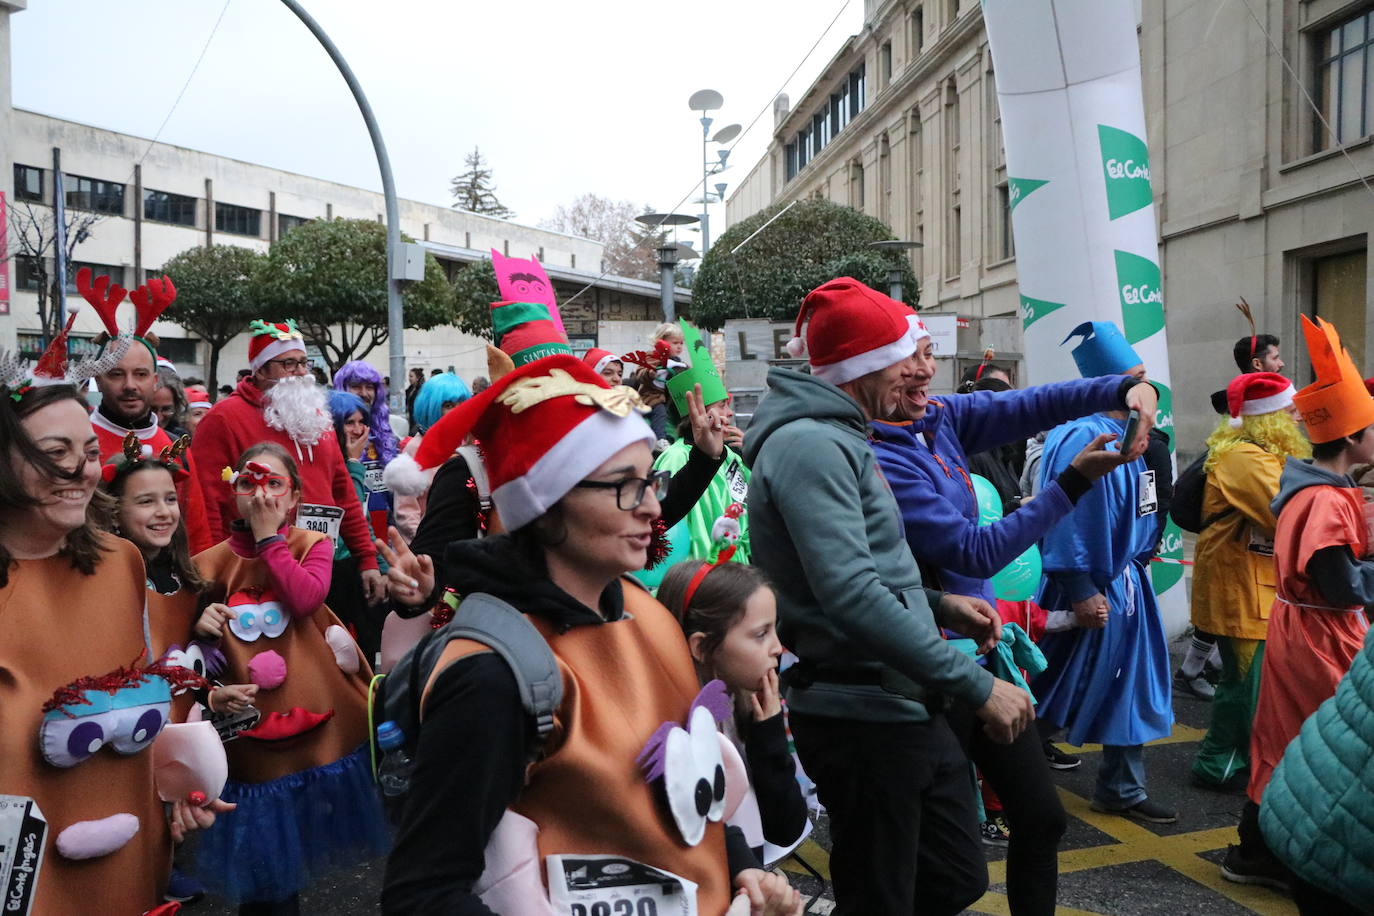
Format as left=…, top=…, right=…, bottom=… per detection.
left=457, top=445, right=492, bottom=512
left=418, top=592, right=563, bottom=757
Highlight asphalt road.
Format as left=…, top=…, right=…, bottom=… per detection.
left=193, top=633, right=1298, bottom=916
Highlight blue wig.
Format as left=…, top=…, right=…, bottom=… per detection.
left=332, top=360, right=398, bottom=463
left=412, top=373, right=472, bottom=432
left=327, top=389, right=370, bottom=459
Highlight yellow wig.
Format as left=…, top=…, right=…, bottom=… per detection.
left=1204, top=409, right=1311, bottom=473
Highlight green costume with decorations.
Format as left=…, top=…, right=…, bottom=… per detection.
left=654, top=440, right=751, bottom=563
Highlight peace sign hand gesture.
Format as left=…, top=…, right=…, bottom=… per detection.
left=374, top=526, right=435, bottom=608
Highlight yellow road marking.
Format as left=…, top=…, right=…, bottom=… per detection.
left=780, top=781, right=1296, bottom=915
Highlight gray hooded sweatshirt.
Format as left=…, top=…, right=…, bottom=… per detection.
left=743, top=367, right=994, bottom=723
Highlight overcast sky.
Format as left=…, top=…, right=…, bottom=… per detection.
left=11, top=0, right=862, bottom=239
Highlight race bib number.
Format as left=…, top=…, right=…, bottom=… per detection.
left=363, top=460, right=388, bottom=494
left=296, top=504, right=344, bottom=549
left=1137, top=470, right=1158, bottom=518
left=1246, top=528, right=1275, bottom=557
left=723, top=458, right=748, bottom=503
left=547, top=854, right=697, bottom=916
left=0, top=795, right=47, bottom=916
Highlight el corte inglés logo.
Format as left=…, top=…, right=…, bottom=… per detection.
left=1114, top=250, right=1165, bottom=343
left=1098, top=125, right=1153, bottom=220
left=1007, top=177, right=1049, bottom=213
left=1019, top=294, right=1066, bottom=331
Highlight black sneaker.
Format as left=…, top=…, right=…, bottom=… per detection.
left=1044, top=740, right=1082, bottom=770
left=1091, top=797, right=1178, bottom=824
left=980, top=815, right=1011, bottom=847
left=1220, top=844, right=1291, bottom=891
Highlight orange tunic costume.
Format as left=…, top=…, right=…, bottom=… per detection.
left=0, top=536, right=171, bottom=916
left=423, top=581, right=734, bottom=915
left=191, top=526, right=388, bottom=903
left=1248, top=480, right=1371, bottom=804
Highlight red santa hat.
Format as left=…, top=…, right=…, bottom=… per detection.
left=247, top=319, right=305, bottom=371
left=383, top=354, right=654, bottom=531
left=784, top=277, right=929, bottom=385
left=1226, top=371, right=1295, bottom=428
left=582, top=348, right=620, bottom=377
left=185, top=385, right=212, bottom=410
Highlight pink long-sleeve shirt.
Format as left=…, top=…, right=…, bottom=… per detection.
left=227, top=525, right=333, bottom=618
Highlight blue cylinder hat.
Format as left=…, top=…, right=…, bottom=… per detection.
left=1062, top=321, right=1142, bottom=378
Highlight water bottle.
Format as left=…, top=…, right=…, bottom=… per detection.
left=376, top=721, right=414, bottom=798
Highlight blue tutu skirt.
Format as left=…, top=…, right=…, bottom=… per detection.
left=196, top=744, right=391, bottom=904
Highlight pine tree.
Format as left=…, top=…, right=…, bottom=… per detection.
left=449, top=146, right=515, bottom=219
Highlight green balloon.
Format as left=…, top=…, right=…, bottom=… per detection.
left=971, top=474, right=1003, bottom=525
left=633, top=520, right=692, bottom=592
left=969, top=474, right=1044, bottom=601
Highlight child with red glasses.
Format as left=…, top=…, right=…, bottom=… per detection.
left=191, top=442, right=388, bottom=915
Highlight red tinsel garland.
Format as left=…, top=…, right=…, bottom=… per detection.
left=644, top=517, right=671, bottom=569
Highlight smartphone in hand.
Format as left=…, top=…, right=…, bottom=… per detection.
left=1120, top=409, right=1141, bottom=453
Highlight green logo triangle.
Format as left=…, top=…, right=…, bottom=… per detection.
left=1114, top=250, right=1165, bottom=343
left=1098, top=125, right=1153, bottom=220
left=1008, top=178, right=1048, bottom=213
left=1019, top=294, right=1066, bottom=331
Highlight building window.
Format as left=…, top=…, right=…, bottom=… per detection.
left=143, top=189, right=197, bottom=226
left=785, top=142, right=799, bottom=182
left=850, top=63, right=867, bottom=119
left=947, top=205, right=962, bottom=276
left=1314, top=10, right=1374, bottom=151
left=996, top=182, right=1014, bottom=260
left=813, top=112, right=829, bottom=154
left=278, top=213, right=310, bottom=237
left=1311, top=248, right=1368, bottom=365
left=947, top=0, right=959, bottom=27
left=215, top=202, right=261, bottom=237
left=14, top=164, right=43, bottom=203
left=851, top=159, right=866, bottom=212
left=798, top=127, right=812, bottom=169
left=65, top=174, right=125, bottom=215
left=911, top=6, right=925, bottom=55
left=881, top=42, right=893, bottom=89
left=13, top=255, right=43, bottom=291
left=67, top=262, right=124, bottom=292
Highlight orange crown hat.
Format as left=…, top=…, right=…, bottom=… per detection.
left=1292, top=315, right=1374, bottom=443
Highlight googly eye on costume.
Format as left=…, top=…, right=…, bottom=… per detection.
left=41, top=673, right=172, bottom=768
left=257, top=600, right=288, bottom=639
left=637, top=680, right=733, bottom=846
left=163, top=644, right=208, bottom=680
left=228, top=602, right=264, bottom=642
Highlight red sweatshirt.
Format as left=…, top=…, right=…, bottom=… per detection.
left=189, top=378, right=378, bottom=570
left=92, top=408, right=215, bottom=553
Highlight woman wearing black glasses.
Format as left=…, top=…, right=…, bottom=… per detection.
left=378, top=355, right=800, bottom=916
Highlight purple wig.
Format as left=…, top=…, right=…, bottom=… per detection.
left=332, top=360, right=398, bottom=463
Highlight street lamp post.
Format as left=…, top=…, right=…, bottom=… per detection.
left=278, top=0, right=406, bottom=413
left=868, top=239, right=925, bottom=302
left=636, top=213, right=699, bottom=322
left=688, top=90, right=739, bottom=254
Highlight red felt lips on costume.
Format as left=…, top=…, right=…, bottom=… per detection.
left=238, top=707, right=334, bottom=742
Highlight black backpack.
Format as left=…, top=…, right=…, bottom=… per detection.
left=1170, top=450, right=1235, bottom=533
left=374, top=592, right=563, bottom=783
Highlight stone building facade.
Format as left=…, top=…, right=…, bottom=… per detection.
left=729, top=0, right=1374, bottom=452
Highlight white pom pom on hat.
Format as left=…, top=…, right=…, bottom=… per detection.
left=784, top=336, right=807, bottom=359
left=381, top=451, right=432, bottom=497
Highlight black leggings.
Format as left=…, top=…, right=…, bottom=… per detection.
left=949, top=702, right=1069, bottom=916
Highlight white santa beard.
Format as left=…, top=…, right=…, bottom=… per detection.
left=262, top=376, right=332, bottom=446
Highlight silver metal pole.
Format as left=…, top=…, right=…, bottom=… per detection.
left=278, top=0, right=404, bottom=412
left=701, top=118, right=711, bottom=253
left=660, top=261, right=676, bottom=323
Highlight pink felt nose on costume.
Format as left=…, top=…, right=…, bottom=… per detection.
left=55, top=813, right=139, bottom=860
left=248, top=650, right=287, bottom=689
